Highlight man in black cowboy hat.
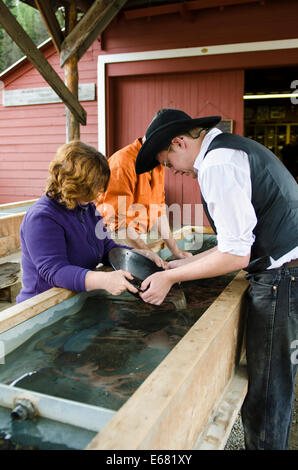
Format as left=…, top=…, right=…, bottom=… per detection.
left=135, top=108, right=298, bottom=450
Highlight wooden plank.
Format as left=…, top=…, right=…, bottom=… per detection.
left=86, top=271, right=248, bottom=449
left=60, top=0, right=128, bottom=67
left=0, top=262, right=20, bottom=290
left=0, top=212, right=26, bottom=229
left=0, top=287, right=76, bottom=334
left=2, top=84, right=95, bottom=107
left=0, top=281, right=22, bottom=303
left=194, top=365, right=248, bottom=449
left=0, top=236, right=16, bottom=258
left=34, top=0, right=64, bottom=53
left=0, top=0, right=86, bottom=125
left=124, top=0, right=261, bottom=20
left=65, top=0, right=80, bottom=142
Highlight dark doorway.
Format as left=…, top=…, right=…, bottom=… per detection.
left=244, top=67, right=298, bottom=171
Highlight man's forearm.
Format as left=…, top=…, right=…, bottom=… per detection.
left=189, top=245, right=218, bottom=261
left=167, top=246, right=218, bottom=268
left=167, top=249, right=250, bottom=284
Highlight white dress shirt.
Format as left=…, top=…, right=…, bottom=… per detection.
left=193, top=128, right=298, bottom=268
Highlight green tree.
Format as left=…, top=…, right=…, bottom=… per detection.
left=0, top=0, right=51, bottom=74
left=0, top=0, right=16, bottom=71
left=16, top=1, right=49, bottom=45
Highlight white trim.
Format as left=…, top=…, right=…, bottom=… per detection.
left=97, top=38, right=298, bottom=153
left=244, top=93, right=298, bottom=99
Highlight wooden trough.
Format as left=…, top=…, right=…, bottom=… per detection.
left=0, top=226, right=249, bottom=450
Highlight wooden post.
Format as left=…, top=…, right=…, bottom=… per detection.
left=64, top=1, right=80, bottom=142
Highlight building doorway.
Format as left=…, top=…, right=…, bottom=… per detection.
left=109, top=68, right=244, bottom=225
left=244, top=66, right=298, bottom=179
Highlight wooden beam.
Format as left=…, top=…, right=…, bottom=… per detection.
left=0, top=287, right=76, bottom=334
left=34, top=0, right=64, bottom=53
left=0, top=0, right=86, bottom=125
left=60, top=0, right=128, bottom=67
left=124, top=0, right=261, bottom=20
left=0, top=263, right=20, bottom=291
left=65, top=0, right=80, bottom=141
left=178, top=3, right=194, bottom=22
left=75, top=0, right=94, bottom=13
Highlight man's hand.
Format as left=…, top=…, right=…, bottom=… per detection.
left=139, top=271, right=173, bottom=305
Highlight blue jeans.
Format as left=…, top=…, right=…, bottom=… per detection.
left=241, top=266, right=298, bottom=450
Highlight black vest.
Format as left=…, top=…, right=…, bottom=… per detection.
left=201, top=133, right=298, bottom=272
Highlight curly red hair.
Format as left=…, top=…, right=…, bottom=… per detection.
left=45, top=140, right=110, bottom=210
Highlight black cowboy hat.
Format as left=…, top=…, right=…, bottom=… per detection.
left=135, top=109, right=221, bottom=174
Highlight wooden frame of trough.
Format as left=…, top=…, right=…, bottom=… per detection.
left=0, top=226, right=249, bottom=450
left=0, top=199, right=37, bottom=257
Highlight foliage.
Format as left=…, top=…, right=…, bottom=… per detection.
left=0, top=0, right=55, bottom=74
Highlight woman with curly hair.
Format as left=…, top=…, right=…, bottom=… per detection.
left=17, top=141, right=140, bottom=302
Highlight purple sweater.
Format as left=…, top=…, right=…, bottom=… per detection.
left=17, top=194, right=125, bottom=302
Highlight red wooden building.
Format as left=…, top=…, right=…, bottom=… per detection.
left=0, top=0, right=297, bottom=225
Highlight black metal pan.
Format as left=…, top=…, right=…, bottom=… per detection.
left=108, top=247, right=164, bottom=291
left=108, top=247, right=187, bottom=309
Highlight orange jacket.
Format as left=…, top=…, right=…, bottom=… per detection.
left=97, top=138, right=165, bottom=233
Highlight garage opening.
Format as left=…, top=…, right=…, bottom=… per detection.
left=244, top=66, right=298, bottom=179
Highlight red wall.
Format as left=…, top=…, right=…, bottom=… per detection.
left=103, top=0, right=298, bottom=54
left=0, top=0, right=297, bottom=204
left=110, top=69, right=244, bottom=225
left=0, top=44, right=99, bottom=203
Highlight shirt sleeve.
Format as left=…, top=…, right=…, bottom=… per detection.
left=199, top=150, right=257, bottom=256
left=24, top=212, right=89, bottom=292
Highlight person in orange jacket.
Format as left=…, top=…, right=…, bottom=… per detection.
left=97, top=135, right=192, bottom=267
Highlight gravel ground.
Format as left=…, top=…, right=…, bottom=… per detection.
left=225, top=374, right=298, bottom=450
left=225, top=414, right=245, bottom=450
